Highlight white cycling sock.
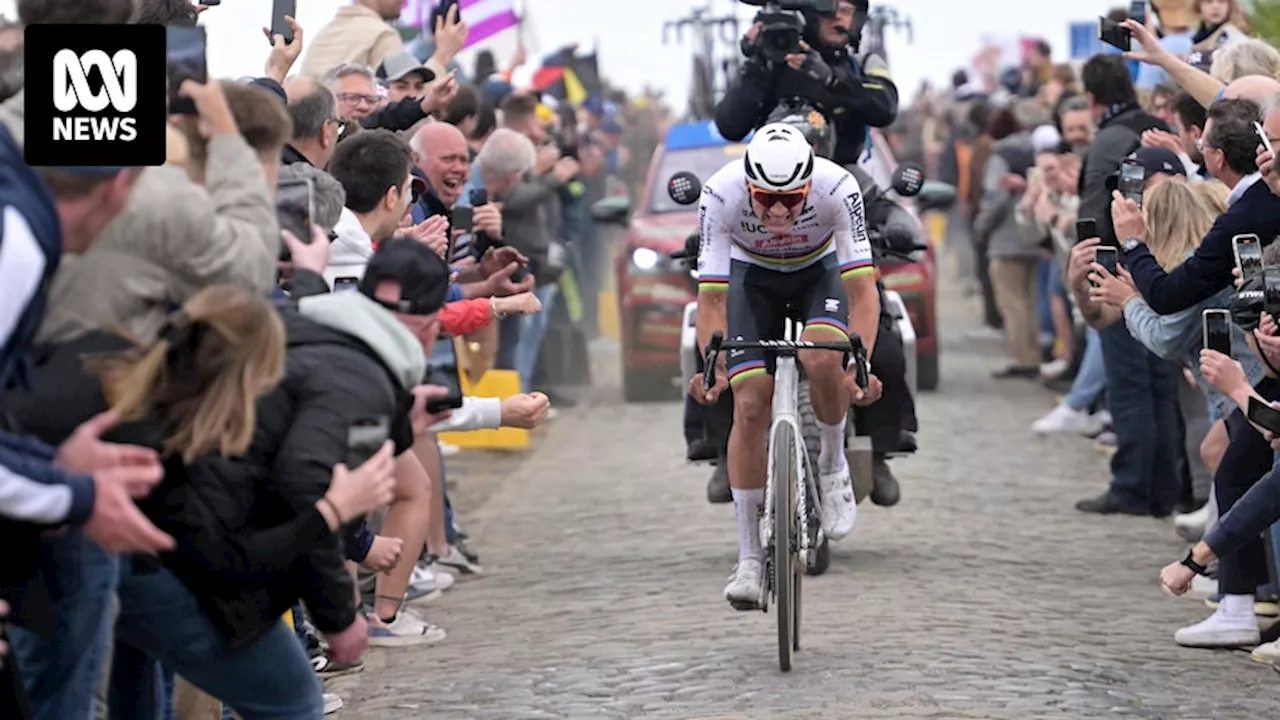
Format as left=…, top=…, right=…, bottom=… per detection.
left=1220, top=593, right=1255, bottom=618
left=732, top=488, right=764, bottom=563
left=816, top=417, right=847, bottom=471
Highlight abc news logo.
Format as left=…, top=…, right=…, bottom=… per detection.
left=53, top=49, right=139, bottom=142
left=24, top=24, right=165, bottom=167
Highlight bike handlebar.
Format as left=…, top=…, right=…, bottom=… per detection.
left=702, top=330, right=869, bottom=392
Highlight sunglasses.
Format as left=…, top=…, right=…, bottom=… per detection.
left=749, top=185, right=809, bottom=211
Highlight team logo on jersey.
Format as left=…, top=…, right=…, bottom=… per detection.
left=843, top=192, right=866, bottom=238
left=741, top=220, right=766, bottom=234
left=824, top=297, right=841, bottom=314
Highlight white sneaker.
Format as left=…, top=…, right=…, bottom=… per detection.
left=323, top=693, right=344, bottom=715
left=438, top=442, right=461, bottom=457
left=1251, top=638, right=1280, bottom=665
left=367, top=611, right=447, bottom=647
left=410, top=563, right=455, bottom=592
left=1031, top=403, right=1104, bottom=436
left=1039, top=358, right=1070, bottom=379
left=429, top=544, right=484, bottom=578
left=817, top=464, right=857, bottom=541
left=1093, top=409, right=1113, bottom=427
left=1174, top=505, right=1209, bottom=542
left=1173, top=608, right=1260, bottom=648
left=724, top=557, right=765, bottom=610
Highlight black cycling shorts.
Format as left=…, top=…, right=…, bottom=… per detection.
left=725, top=254, right=849, bottom=386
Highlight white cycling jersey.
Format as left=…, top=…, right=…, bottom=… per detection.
left=695, top=155, right=874, bottom=289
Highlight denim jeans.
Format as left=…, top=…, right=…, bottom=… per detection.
left=111, top=560, right=324, bottom=720
left=1036, top=257, right=1055, bottom=353
left=1210, top=411, right=1275, bottom=595
left=7, top=532, right=118, bottom=720
left=499, top=283, right=559, bottom=391
left=1064, top=328, right=1106, bottom=412
left=1098, top=323, right=1180, bottom=514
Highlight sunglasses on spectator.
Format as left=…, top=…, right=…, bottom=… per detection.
left=748, top=185, right=809, bottom=210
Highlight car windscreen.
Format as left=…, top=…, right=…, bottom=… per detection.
left=648, top=144, right=747, bottom=215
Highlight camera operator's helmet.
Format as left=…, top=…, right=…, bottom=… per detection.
left=765, top=102, right=837, bottom=159
left=744, top=124, right=816, bottom=193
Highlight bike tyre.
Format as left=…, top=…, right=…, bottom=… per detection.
left=772, top=422, right=797, bottom=672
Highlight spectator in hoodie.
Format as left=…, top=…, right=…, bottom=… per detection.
left=282, top=77, right=341, bottom=168
left=38, top=80, right=289, bottom=346
left=324, top=129, right=419, bottom=288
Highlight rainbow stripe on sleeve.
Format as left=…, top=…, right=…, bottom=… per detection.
left=698, top=274, right=730, bottom=291
left=839, top=258, right=875, bottom=279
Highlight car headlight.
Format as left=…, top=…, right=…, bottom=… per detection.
left=631, top=247, right=660, bottom=271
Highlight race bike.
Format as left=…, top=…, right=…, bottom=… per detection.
left=666, top=163, right=926, bottom=575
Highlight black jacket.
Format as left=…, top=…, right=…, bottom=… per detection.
left=1078, top=108, right=1170, bottom=248
left=713, top=47, right=898, bottom=166
left=360, top=97, right=429, bottom=133
left=1, top=314, right=413, bottom=646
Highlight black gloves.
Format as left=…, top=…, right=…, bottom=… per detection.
left=798, top=51, right=834, bottom=87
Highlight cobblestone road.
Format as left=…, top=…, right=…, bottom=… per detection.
left=334, top=281, right=1280, bottom=719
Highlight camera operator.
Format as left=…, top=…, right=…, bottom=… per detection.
left=713, top=0, right=898, bottom=167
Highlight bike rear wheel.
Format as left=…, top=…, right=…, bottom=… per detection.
left=772, top=423, right=797, bottom=672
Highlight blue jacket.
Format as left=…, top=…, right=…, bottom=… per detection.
left=1123, top=179, right=1280, bottom=314
left=0, top=124, right=95, bottom=526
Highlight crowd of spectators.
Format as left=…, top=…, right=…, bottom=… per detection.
left=914, top=0, right=1280, bottom=670
left=0, top=0, right=661, bottom=717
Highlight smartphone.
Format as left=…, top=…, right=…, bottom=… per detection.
left=270, top=0, right=297, bottom=44
left=1118, top=159, right=1146, bottom=207
left=1093, top=247, right=1119, bottom=286
left=451, top=206, right=474, bottom=233
left=275, top=177, right=314, bottom=262
left=166, top=26, right=207, bottom=116
left=1099, top=16, right=1131, bottom=52
left=1233, top=233, right=1263, bottom=280
left=1129, top=0, right=1146, bottom=26
left=426, top=394, right=464, bottom=414
left=1076, top=218, right=1098, bottom=243
left=1255, top=121, right=1275, bottom=156
left=1247, top=396, right=1280, bottom=434
left=1203, top=308, right=1233, bottom=356
left=333, top=277, right=360, bottom=292
left=346, top=417, right=389, bottom=470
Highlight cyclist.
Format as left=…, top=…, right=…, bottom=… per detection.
left=691, top=122, right=883, bottom=610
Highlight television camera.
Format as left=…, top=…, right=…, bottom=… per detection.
left=737, top=0, right=839, bottom=63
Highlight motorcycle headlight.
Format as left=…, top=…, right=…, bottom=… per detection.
left=631, top=247, right=660, bottom=271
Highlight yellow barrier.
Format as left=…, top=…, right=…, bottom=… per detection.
left=598, top=289, right=620, bottom=341
left=436, top=367, right=530, bottom=450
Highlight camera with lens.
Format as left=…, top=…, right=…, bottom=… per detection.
left=738, top=0, right=838, bottom=63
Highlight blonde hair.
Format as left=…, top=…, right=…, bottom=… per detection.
left=1192, top=179, right=1231, bottom=215
left=1209, top=40, right=1280, bottom=84
left=1143, top=180, right=1220, bottom=271
left=87, top=286, right=286, bottom=462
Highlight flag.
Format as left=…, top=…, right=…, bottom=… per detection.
left=531, top=66, right=587, bottom=106
left=424, top=0, right=521, bottom=49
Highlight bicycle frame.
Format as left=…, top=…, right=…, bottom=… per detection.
left=760, top=319, right=816, bottom=567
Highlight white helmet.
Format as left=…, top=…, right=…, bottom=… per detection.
left=743, top=123, right=816, bottom=193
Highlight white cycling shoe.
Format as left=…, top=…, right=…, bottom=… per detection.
left=818, top=464, right=857, bottom=541
left=724, top=557, right=766, bottom=611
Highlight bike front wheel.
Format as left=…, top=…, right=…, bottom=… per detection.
left=772, top=422, right=798, bottom=672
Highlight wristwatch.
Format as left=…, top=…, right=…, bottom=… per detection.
left=1179, top=547, right=1210, bottom=576
left=1121, top=237, right=1143, bottom=253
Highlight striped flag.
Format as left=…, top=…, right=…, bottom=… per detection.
left=417, top=0, right=520, bottom=49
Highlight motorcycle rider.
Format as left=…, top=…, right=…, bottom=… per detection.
left=712, top=0, right=898, bottom=167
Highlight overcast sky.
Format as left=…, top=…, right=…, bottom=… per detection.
left=3, top=0, right=1139, bottom=107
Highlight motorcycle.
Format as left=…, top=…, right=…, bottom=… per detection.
left=666, top=164, right=926, bottom=575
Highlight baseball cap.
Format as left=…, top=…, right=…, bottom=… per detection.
left=358, top=237, right=450, bottom=316
left=1030, top=124, right=1062, bottom=154
left=1130, top=146, right=1186, bottom=177
left=377, top=52, right=436, bottom=84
